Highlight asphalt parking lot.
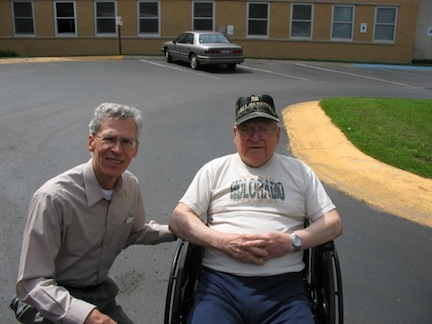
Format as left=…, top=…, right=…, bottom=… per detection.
left=0, top=56, right=431, bottom=323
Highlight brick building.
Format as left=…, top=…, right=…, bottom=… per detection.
left=0, top=0, right=430, bottom=63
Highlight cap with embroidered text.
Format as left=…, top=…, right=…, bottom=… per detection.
left=234, top=94, right=280, bottom=126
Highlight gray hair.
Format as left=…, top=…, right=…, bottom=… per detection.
left=89, top=102, right=143, bottom=137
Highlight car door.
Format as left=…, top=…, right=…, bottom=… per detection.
left=175, top=33, right=194, bottom=62
left=169, top=33, right=186, bottom=60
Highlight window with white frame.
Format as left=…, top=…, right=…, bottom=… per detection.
left=55, top=1, right=76, bottom=36
left=138, top=1, right=159, bottom=35
left=374, top=7, right=397, bottom=42
left=291, top=3, right=313, bottom=38
left=331, top=5, right=354, bottom=40
left=12, top=1, right=35, bottom=35
left=193, top=1, right=214, bottom=31
left=95, top=1, right=117, bottom=35
left=247, top=2, right=269, bottom=37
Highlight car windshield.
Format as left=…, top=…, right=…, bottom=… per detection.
left=199, top=34, right=231, bottom=44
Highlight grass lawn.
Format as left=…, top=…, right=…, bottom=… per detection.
left=320, top=97, right=432, bottom=179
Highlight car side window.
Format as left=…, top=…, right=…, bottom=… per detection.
left=186, top=34, right=194, bottom=44
left=176, top=33, right=187, bottom=43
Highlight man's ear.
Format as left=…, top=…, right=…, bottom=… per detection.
left=132, top=142, right=139, bottom=158
left=233, top=126, right=239, bottom=144
left=276, top=126, right=281, bottom=143
left=88, top=134, right=95, bottom=152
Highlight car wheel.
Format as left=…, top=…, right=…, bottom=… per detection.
left=227, top=63, right=237, bottom=70
left=189, top=54, right=199, bottom=70
left=165, top=49, right=173, bottom=63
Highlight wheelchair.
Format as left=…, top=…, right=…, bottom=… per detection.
left=165, top=239, right=343, bottom=324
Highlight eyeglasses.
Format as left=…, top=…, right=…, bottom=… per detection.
left=236, top=126, right=277, bottom=138
left=95, top=135, right=138, bottom=150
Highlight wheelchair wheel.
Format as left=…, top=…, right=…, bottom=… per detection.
left=315, top=248, right=336, bottom=323
left=164, top=240, right=203, bottom=324
left=309, top=242, right=343, bottom=324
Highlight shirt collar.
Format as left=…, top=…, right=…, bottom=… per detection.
left=83, top=158, right=125, bottom=206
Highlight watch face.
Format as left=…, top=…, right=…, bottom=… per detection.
left=291, top=234, right=302, bottom=250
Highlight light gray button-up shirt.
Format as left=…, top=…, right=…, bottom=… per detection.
left=16, top=158, right=174, bottom=323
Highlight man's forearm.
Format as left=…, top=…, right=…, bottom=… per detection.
left=296, top=209, right=343, bottom=250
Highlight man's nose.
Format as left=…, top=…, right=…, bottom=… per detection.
left=110, top=139, right=124, bottom=152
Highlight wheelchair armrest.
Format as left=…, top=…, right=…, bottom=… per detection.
left=315, top=240, right=335, bottom=251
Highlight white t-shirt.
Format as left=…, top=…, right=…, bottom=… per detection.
left=180, top=153, right=336, bottom=276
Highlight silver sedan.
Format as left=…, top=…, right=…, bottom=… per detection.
left=161, top=31, right=244, bottom=70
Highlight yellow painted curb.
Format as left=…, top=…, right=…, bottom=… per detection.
left=283, top=101, right=432, bottom=227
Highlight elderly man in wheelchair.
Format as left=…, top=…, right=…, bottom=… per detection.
left=167, top=94, right=343, bottom=324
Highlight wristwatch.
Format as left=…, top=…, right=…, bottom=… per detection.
left=290, top=233, right=302, bottom=252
